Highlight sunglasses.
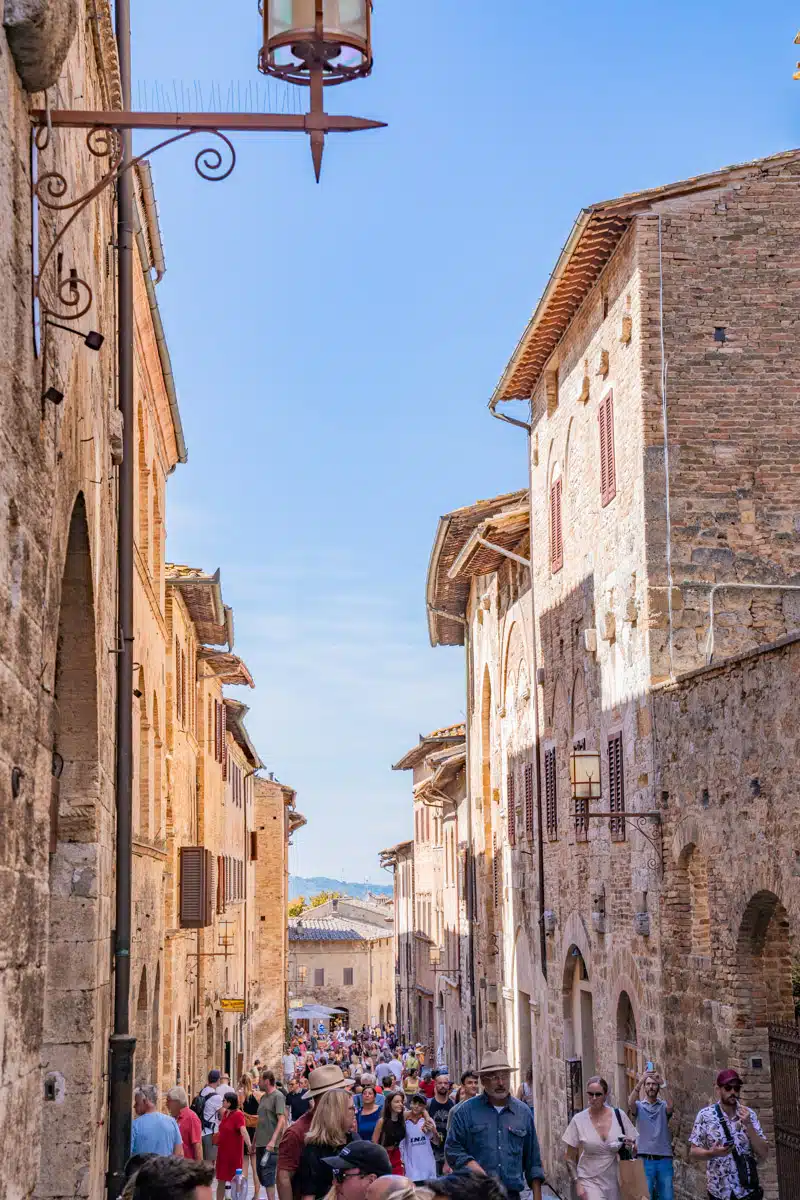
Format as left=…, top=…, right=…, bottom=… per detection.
left=587, top=1091, right=605, bottom=1098
left=333, top=1171, right=364, bottom=1182
left=721, top=1084, right=741, bottom=1093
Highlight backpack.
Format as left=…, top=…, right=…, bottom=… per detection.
left=190, top=1089, right=210, bottom=1125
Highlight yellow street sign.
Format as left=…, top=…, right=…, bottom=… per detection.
left=220, top=998, right=245, bottom=1012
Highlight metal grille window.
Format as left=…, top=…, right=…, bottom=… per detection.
left=545, top=747, right=558, bottom=840
left=506, top=771, right=516, bottom=847
left=524, top=762, right=534, bottom=838
left=550, top=478, right=563, bottom=573
left=608, top=731, right=626, bottom=841
left=599, top=390, right=616, bottom=506
left=343, top=967, right=354, bottom=986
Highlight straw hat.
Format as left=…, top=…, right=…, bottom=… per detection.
left=302, top=1064, right=355, bottom=1099
left=479, top=1049, right=514, bottom=1074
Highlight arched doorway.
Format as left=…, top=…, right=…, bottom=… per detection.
left=386, top=1003, right=392, bottom=1025
left=39, top=496, right=103, bottom=1196
left=736, top=892, right=796, bottom=1197
left=379, top=1004, right=385, bottom=1027
left=215, top=1013, right=223, bottom=1068
left=206, top=1017, right=214, bottom=1072
left=563, top=947, right=595, bottom=1117
left=616, top=991, right=641, bottom=1106
left=135, top=966, right=149, bottom=1085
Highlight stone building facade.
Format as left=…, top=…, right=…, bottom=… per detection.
left=410, top=151, right=800, bottom=1200
left=288, top=899, right=394, bottom=1031
left=250, top=775, right=307, bottom=1072
left=0, top=8, right=301, bottom=1196
left=386, top=725, right=474, bottom=1074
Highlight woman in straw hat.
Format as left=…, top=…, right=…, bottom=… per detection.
left=297, top=1070, right=357, bottom=1200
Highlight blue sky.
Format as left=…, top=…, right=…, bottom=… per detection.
left=132, top=1, right=799, bottom=881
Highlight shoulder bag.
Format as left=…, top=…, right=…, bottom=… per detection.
left=714, top=1104, right=763, bottom=1200
left=613, top=1109, right=650, bottom=1200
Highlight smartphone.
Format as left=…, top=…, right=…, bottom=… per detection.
left=645, top=1061, right=654, bottom=1072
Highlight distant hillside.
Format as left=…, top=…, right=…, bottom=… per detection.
left=289, top=875, right=393, bottom=902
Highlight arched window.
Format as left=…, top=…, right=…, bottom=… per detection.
left=138, top=680, right=151, bottom=839
left=616, top=991, right=640, bottom=1105
left=137, top=405, right=150, bottom=565
left=152, top=473, right=163, bottom=587
left=151, top=962, right=161, bottom=1083
left=152, top=693, right=163, bottom=842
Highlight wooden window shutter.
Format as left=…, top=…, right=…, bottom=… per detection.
left=221, top=704, right=228, bottom=780
left=180, top=846, right=211, bottom=928
left=492, top=833, right=500, bottom=907
left=343, top=967, right=353, bottom=986
left=550, top=478, right=563, bottom=573
left=250, top=831, right=258, bottom=861
left=213, top=701, right=220, bottom=761
left=217, top=854, right=225, bottom=913
left=545, top=747, right=558, bottom=840
left=599, top=391, right=617, bottom=506
left=175, top=637, right=182, bottom=725
left=506, top=771, right=516, bottom=847
left=608, top=732, right=626, bottom=841
left=523, top=762, right=534, bottom=839
left=181, top=650, right=187, bottom=727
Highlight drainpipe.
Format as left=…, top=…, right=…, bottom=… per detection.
left=108, top=0, right=136, bottom=1191
left=489, top=402, right=547, bottom=980
left=463, top=623, right=479, bottom=1048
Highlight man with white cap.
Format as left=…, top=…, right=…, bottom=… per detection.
left=445, top=1049, right=544, bottom=1200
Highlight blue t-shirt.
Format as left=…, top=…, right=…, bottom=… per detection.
left=131, top=1111, right=181, bottom=1156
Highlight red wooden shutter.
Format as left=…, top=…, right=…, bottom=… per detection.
left=524, top=762, right=534, bottom=839
left=507, top=771, right=516, bottom=847
left=599, top=391, right=617, bottom=506
left=221, top=704, right=228, bottom=780
left=550, top=479, right=563, bottom=573
left=608, top=732, right=626, bottom=841
left=545, top=747, right=558, bottom=840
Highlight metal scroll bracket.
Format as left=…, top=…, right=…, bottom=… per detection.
left=580, top=810, right=664, bottom=879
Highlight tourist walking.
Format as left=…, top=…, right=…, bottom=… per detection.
left=167, top=1086, right=203, bottom=1162
left=428, top=1072, right=455, bottom=1174
left=321, top=1141, right=393, bottom=1200
left=284, top=1051, right=299, bottom=1083
left=445, top=1049, right=544, bottom=1200
left=563, top=1075, right=637, bottom=1200
left=197, top=1070, right=228, bottom=1162
left=122, top=1156, right=215, bottom=1199
left=239, top=1074, right=260, bottom=1186
left=131, top=1085, right=183, bottom=1157
left=628, top=1070, right=673, bottom=1200
left=278, top=1065, right=351, bottom=1200
left=287, top=1077, right=312, bottom=1125
left=256, top=1072, right=288, bottom=1200
left=297, top=1086, right=357, bottom=1200
left=400, top=1093, right=438, bottom=1184
left=451, top=1070, right=479, bottom=1111
left=214, top=1092, right=249, bottom=1200
left=373, top=1091, right=407, bottom=1176
left=356, top=1083, right=383, bottom=1141
left=517, top=1067, right=534, bottom=1114
left=689, top=1069, right=767, bottom=1200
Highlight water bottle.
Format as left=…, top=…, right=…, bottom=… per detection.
left=231, top=1168, right=247, bottom=1200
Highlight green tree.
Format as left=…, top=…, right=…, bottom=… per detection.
left=309, top=889, right=344, bottom=907
left=288, top=896, right=306, bottom=917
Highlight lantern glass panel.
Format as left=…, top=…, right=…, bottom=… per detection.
left=570, top=749, right=601, bottom=801
left=267, top=0, right=368, bottom=47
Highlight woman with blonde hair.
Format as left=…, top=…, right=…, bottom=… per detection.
left=238, top=1073, right=260, bottom=1186
left=298, top=1086, right=356, bottom=1200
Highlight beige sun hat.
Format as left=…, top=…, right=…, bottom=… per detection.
left=479, top=1049, right=515, bottom=1074
left=302, top=1064, right=355, bottom=1099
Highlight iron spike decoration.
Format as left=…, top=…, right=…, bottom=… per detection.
left=30, top=109, right=386, bottom=132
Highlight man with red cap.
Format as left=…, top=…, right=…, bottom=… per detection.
left=689, top=1069, right=768, bottom=1199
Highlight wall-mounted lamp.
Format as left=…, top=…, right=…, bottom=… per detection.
left=47, top=319, right=104, bottom=351
left=569, top=748, right=602, bottom=803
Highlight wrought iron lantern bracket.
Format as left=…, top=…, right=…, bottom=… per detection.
left=30, top=106, right=385, bottom=330
left=579, top=810, right=664, bottom=878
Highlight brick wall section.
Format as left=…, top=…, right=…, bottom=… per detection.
left=653, top=634, right=800, bottom=1200
left=639, top=165, right=800, bottom=679
left=251, top=778, right=292, bottom=1071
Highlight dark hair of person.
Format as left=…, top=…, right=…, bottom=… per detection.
left=124, top=1154, right=155, bottom=1181
left=378, top=1091, right=406, bottom=1145
left=223, top=1090, right=239, bottom=1109
left=425, top=1173, right=507, bottom=1200
left=461, top=1070, right=478, bottom=1083
left=586, top=1075, right=609, bottom=1095
left=261, top=1071, right=276, bottom=1087
left=124, top=1156, right=215, bottom=1199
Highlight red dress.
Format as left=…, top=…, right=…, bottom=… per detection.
left=215, top=1110, right=246, bottom=1182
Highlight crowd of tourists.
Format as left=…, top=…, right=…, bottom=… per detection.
left=123, top=1024, right=768, bottom=1200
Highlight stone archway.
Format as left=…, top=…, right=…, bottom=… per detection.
left=135, top=966, right=149, bottom=1085
left=735, top=891, right=795, bottom=1198
left=563, top=945, right=595, bottom=1117
left=39, top=495, right=103, bottom=1200
left=615, top=991, right=641, bottom=1106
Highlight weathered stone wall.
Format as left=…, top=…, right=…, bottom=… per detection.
left=639, top=161, right=800, bottom=679
left=251, top=777, right=291, bottom=1071
left=290, top=935, right=393, bottom=1032
left=654, top=635, right=800, bottom=1200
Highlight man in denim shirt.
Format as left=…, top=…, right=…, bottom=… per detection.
left=445, top=1050, right=544, bottom=1200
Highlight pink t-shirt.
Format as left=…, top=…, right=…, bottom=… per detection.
left=177, top=1107, right=202, bottom=1159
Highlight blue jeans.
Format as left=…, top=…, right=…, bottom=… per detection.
left=643, top=1156, right=674, bottom=1200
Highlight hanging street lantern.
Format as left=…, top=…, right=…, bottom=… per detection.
left=569, top=748, right=602, bottom=803
left=260, top=1, right=374, bottom=178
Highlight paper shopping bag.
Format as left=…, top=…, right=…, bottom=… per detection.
left=618, top=1157, right=650, bottom=1200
